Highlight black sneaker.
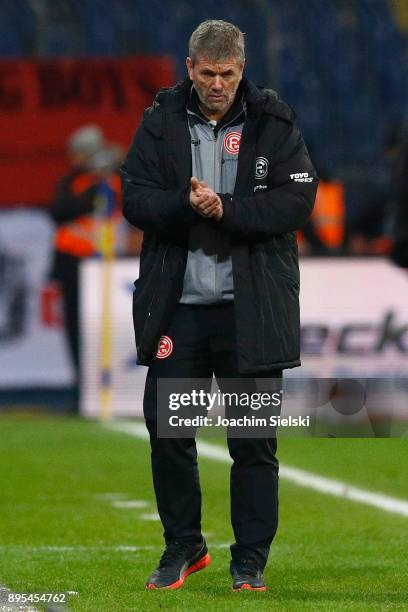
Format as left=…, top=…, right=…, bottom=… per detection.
left=146, top=539, right=211, bottom=590
left=231, top=559, right=267, bottom=591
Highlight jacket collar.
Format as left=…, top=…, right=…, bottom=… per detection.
left=186, top=83, right=246, bottom=134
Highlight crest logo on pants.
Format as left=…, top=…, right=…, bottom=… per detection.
left=156, top=335, right=173, bottom=359
left=255, top=157, right=269, bottom=179
left=224, top=131, right=241, bottom=154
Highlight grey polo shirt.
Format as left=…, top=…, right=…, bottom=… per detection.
left=180, top=93, right=245, bottom=304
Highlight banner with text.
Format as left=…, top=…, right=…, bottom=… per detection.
left=80, top=258, right=408, bottom=419
left=0, top=57, right=174, bottom=205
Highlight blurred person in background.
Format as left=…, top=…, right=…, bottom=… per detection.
left=122, top=20, right=318, bottom=592
left=0, top=249, right=26, bottom=342
left=297, top=155, right=345, bottom=256
left=343, top=129, right=398, bottom=257
left=49, top=125, right=123, bottom=398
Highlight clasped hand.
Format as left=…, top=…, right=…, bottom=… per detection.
left=189, top=177, right=223, bottom=221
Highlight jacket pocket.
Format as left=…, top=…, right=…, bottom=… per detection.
left=132, top=243, right=170, bottom=360
left=252, top=245, right=300, bottom=364
left=252, top=242, right=299, bottom=286
left=254, top=232, right=297, bottom=254
left=132, top=275, right=151, bottom=352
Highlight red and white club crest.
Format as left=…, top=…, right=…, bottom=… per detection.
left=224, top=131, right=241, bottom=154
left=156, top=335, right=174, bottom=359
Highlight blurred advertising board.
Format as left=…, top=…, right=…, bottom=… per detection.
left=0, top=56, right=174, bottom=205
left=296, top=259, right=408, bottom=379
left=0, top=210, right=74, bottom=387
left=80, top=258, right=408, bottom=419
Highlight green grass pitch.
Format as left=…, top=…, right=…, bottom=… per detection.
left=0, top=413, right=407, bottom=611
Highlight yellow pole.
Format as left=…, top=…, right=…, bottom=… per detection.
left=99, top=218, right=114, bottom=421
left=95, top=184, right=115, bottom=422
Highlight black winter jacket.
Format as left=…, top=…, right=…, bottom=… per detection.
left=121, top=77, right=318, bottom=373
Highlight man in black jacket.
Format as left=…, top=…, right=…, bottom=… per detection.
left=121, top=20, right=318, bottom=591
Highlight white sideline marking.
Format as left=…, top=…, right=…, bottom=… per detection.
left=0, top=546, right=154, bottom=553
left=105, top=421, right=408, bottom=518
left=95, top=492, right=128, bottom=501
left=111, top=500, right=150, bottom=509
left=139, top=513, right=161, bottom=521
left=0, top=544, right=230, bottom=553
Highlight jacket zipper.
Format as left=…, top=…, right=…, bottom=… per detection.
left=147, top=245, right=169, bottom=318
left=213, top=131, right=218, bottom=298
left=141, top=245, right=169, bottom=348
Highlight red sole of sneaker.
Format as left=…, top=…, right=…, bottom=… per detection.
left=146, top=552, right=212, bottom=590
left=233, top=584, right=267, bottom=592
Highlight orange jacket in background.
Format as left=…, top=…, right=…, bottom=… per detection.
left=310, top=180, right=345, bottom=248
left=54, top=172, right=122, bottom=258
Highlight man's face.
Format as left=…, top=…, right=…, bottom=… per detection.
left=186, top=56, right=244, bottom=119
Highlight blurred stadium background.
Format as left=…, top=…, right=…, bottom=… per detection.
left=0, top=1, right=408, bottom=610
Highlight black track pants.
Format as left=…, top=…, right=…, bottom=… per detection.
left=143, top=303, right=282, bottom=569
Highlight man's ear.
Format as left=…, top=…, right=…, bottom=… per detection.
left=186, top=57, right=194, bottom=80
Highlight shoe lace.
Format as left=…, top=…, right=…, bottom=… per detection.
left=158, top=540, right=195, bottom=569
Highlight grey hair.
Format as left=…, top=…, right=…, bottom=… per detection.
left=189, top=20, right=245, bottom=64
